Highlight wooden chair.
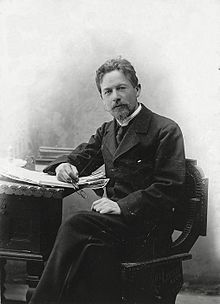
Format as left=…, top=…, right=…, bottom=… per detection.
left=121, top=159, right=208, bottom=303
left=36, top=148, right=208, bottom=303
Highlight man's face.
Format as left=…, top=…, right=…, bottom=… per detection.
left=100, top=70, right=141, bottom=122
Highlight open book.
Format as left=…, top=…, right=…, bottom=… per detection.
left=0, top=160, right=109, bottom=190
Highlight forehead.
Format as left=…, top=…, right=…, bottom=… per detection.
left=100, top=70, right=132, bottom=89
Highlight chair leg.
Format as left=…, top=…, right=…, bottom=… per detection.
left=26, top=260, right=44, bottom=303
left=0, top=259, right=7, bottom=304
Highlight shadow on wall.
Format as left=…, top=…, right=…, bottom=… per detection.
left=26, top=42, right=116, bottom=157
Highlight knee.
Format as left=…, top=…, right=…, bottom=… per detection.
left=58, top=211, right=92, bottom=236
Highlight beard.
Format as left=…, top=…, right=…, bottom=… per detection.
left=111, top=104, right=132, bottom=122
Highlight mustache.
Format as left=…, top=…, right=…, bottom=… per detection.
left=112, top=103, right=127, bottom=109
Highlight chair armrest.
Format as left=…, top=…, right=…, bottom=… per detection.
left=171, top=198, right=200, bottom=254
left=121, top=253, right=192, bottom=271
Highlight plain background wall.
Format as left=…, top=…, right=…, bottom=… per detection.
left=0, top=0, right=220, bottom=284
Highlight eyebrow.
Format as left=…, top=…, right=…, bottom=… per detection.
left=102, top=83, right=128, bottom=91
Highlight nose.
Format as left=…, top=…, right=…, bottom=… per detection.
left=112, top=89, right=120, bottom=102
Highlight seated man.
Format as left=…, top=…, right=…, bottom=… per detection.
left=30, top=57, right=185, bottom=304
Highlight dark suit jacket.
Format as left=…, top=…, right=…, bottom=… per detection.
left=44, top=104, right=185, bottom=230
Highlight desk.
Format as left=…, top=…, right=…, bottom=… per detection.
left=0, top=179, right=64, bottom=303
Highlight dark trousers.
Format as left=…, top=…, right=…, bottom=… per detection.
left=29, top=210, right=171, bottom=304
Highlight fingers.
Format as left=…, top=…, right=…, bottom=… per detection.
left=91, top=198, right=108, bottom=210
left=69, top=165, right=79, bottom=182
left=91, top=198, right=104, bottom=208
left=55, top=163, right=79, bottom=184
left=91, top=198, right=121, bottom=215
left=92, top=202, right=110, bottom=213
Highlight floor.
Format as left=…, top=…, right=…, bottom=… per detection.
left=3, top=284, right=220, bottom=304
left=177, top=293, right=220, bottom=304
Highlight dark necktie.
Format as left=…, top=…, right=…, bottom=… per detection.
left=116, top=125, right=128, bottom=146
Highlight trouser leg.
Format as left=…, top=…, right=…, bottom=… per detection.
left=29, top=210, right=133, bottom=304
left=153, top=294, right=177, bottom=304
left=62, top=243, right=121, bottom=304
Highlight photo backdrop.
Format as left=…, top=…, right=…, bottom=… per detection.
left=0, top=0, right=220, bottom=284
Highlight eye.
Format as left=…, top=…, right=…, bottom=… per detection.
left=104, top=89, right=111, bottom=96
left=118, top=86, right=126, bottom=91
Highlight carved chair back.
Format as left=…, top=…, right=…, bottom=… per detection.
left=172, top=159, right=208, bottom=254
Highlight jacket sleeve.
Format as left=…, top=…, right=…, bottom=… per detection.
left=43, top=124, right=106, bottom=176
left=117, top=123, right=186, bottom=222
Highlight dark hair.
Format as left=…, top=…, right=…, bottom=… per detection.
left=95, top=57, right=139, bottom=93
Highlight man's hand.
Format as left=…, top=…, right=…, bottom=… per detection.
left=91, top=198, right=121, bottom=215
left=55, top=163, right=79, bottom=189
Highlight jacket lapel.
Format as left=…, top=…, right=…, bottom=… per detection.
left=102, top=104, right=153, bottom=161
left=102, top=119, right=118, bottom=157
left=113, top=105, right=153, bottom=160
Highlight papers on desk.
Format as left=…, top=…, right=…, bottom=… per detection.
left=0, top=160, right=109, bottom=190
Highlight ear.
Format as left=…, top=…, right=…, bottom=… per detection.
left=136, top=84, right=141, bottom=98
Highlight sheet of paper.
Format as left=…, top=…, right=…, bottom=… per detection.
left=0, top=159, right=109, bottom=189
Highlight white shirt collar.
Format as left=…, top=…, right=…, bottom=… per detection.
left=117, top=103, right=142, bottom=127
